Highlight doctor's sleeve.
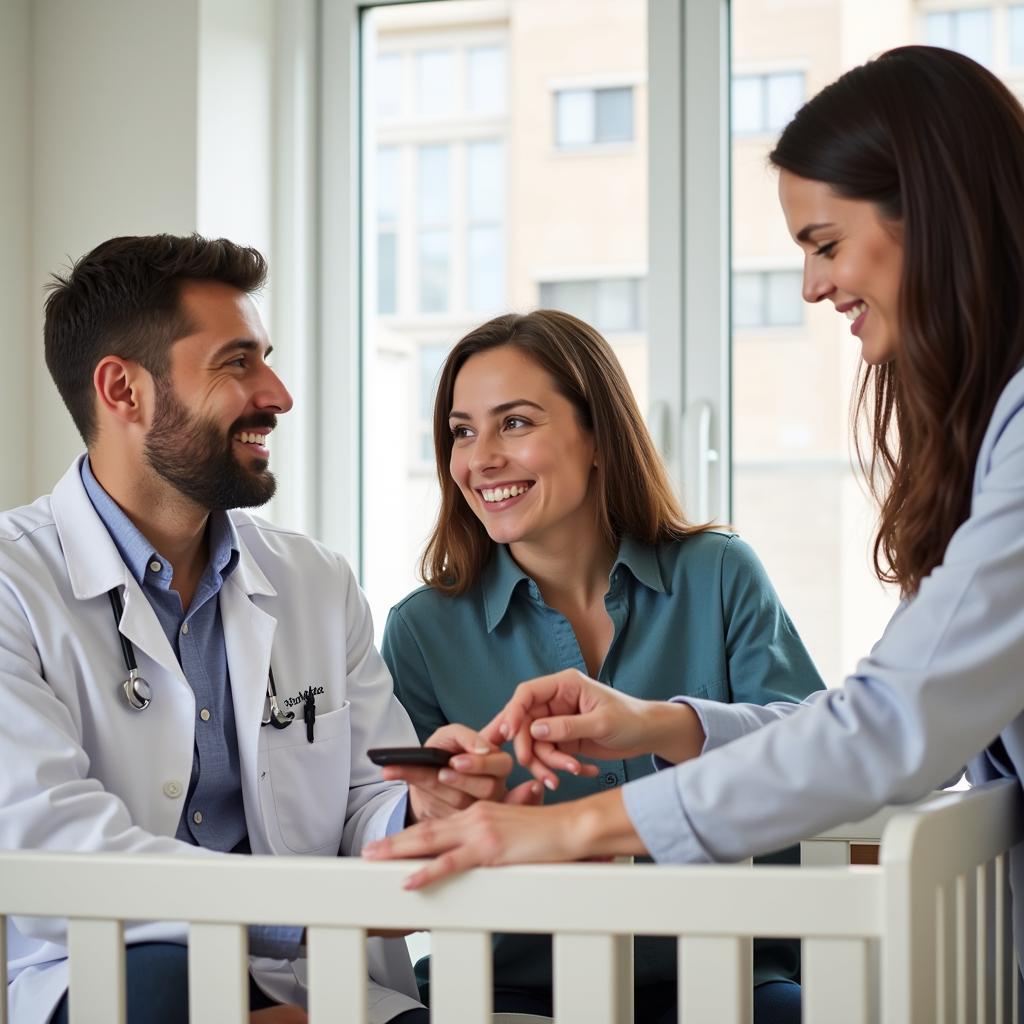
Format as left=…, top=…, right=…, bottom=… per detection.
left=381, top=604, right=449, bottom=745
left=336, top=559, right=419, bottom=855
left=624, top=396, right=1024, bottom=866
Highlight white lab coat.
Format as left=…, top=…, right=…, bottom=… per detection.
left=0, top=456, right=423, bottom=1024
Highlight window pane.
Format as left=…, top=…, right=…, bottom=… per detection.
left=732, top=75, right=764, bottom=134
left=765, top=270, right=803, bottom=326
left=555, top=89, right=594, bottom=145
left=467, top=140, right=504, bottom=221
left=418, top=229, right=449, bottom=312
left=1011, top=7, right=1024, bottom=67
left=540, top=280, right=598, bottom=324
left=765, top=73, right=803, bottom=131
left=417, top=144, right=451, bottom=223
left=468, top=225, right=504, bottom=312
left=955, top=10, right=992, bottom=67
left=732, top=0, right=901, bottom=688
left=377, top=146, right=400, bottom=222
left=375, top=53, right=403, bottom=119
left=361, top=1, right=648, bottom=635
left=416, top=49, right=455, bottom=117
left=925, top=12, right=953, bottom=49
left=596, top=278, right=635, bottom=331
left=468, top=45, right=506, bottom=115
left=419, top=343, right=448, bottom=418
left=595, top=87, right=634, bottom=143
left=732, top=273, right=764, bottom=328
left=377, top=231, right=397, bottom=314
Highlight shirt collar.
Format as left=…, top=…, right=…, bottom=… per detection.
left=481, top=536, right=667, bottom=633
left=80, top=456, right=240, bottom=588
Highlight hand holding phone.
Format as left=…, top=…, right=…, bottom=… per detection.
left=368, top=746, right=452, bottom=768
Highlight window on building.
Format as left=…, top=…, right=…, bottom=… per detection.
left=539, top=277, right=646, bottom=333
left=732, top=71, right=804, bottom=135
left=732, top=270, right=803, bottom=328
left=554, top=86, right=634, bottom=146
left=377, top=146, right=400, bottom=314
left=1009, top=5, right=1024, bottom=66
left=925, top=8, right=993, bottom=67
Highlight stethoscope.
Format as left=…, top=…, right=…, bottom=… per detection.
left=107, top=587, right=295, bottom=728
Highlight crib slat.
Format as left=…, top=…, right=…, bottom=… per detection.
left=678, top=936, right=752, bottom=1024
left=188, top=923, right=247, bottom=1024
left=307, top=927, right=366, bottom=1022
left=937, top=881, right=955, bottom=1024
left=803, top=937, right=871, bottom=1024
left=431, top=930, right=491, bottom=1024
left=0, top=913, right=7, bottom=1024
left=67, top=919, right=125, bottom=1024
left=975, top=863, right=994, bottom=1024
left=956, top=871, right=977, bottom=1024
left=995, top=854, right=1013, bottom=1024
left=553, top=933, right=631, bottom=1024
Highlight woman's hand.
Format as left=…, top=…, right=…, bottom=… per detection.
left=388, top=723, right=543, bottom=822
left=481, top=669, right=706, bottom=789
left=363, top=789, right=647, bottom=889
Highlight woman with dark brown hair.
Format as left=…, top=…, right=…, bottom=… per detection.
left=378, top=308, right=824, bottom=1022
left=367, top=44, right=1024, bottom=993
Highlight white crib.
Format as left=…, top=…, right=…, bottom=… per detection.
left=2, top=779, right=1021, bottom=1024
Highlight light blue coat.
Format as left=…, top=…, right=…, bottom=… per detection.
left=624, top=365, right=1024, bottom=978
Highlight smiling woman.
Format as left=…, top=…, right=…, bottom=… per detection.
left=379, top=309, right=825, bottom=1023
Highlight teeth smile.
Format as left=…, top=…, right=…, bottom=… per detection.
left=845, top=301, right=868, bottom=321
left=236, top=431, right=269, bottom=445
left=481, top=483, right=532, bottom=503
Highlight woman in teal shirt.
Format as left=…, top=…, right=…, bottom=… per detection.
left=380, top=309, right=824, bottom=1022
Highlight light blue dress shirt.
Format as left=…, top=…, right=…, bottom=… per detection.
left=623, top=364, right=1024, bottom=982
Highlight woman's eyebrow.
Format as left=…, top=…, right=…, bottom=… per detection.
left=796, top=222, right=835, bottom=242
left=449, top=399, right=545, bottom=420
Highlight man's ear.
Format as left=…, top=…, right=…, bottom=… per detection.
left=93, top=356, right=149, bottom=426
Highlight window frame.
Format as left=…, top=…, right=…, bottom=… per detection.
left=318, top=0, right=730, bottom=569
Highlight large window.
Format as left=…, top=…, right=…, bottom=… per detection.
left=925, top=7, right=993, bottom=66
left=731, top=71, right=804, bottom=135
left=357, top=0, right=650, bottom=632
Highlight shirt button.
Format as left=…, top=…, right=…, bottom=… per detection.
left=163, top=781, right=182, bottom=799
left=149, top=560, right=162, bottom=573
left=199, top=708, right=211, bottom=722
left=193, top=811, right=203, bottom=825
left=181, top=623, right=189, bottom=635
left=604, top=773, right=619, bottom=786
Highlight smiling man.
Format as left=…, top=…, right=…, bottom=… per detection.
left=0, top=235, right=435, bottom=1024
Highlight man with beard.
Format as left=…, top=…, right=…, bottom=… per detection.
left=0, top=235, right=515, bottom=1024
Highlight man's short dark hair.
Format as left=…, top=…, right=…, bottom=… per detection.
left=44, top=233, right=268, bottom=445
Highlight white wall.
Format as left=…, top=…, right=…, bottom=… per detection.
left=0, top=0, right=32, bottom=508
left=28, top=0, right=202, bottom=495
left=3, top=0, right=310, bottom=522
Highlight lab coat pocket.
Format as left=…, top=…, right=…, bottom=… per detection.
left=264, top=699, right=352, bottom=854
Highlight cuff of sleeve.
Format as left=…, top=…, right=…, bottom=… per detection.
left=248, top=924, right=304, bottom=961
left=621, top=767, right=711, bottom=865
left=650, top=696, right=749, bottom=771
left=386, top=792, right=410, bottom=836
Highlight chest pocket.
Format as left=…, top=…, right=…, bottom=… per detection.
left=260, top=699, right=352, bottom=854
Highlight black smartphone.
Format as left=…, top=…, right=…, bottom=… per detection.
left=367, top=746, right=452, bottom=768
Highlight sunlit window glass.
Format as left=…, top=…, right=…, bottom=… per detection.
left=555, top=89, right=594, bottom=145
left=732, top=272, right=764, bottom=328
left=925, top=9, right=992, bottom=67
left=468, top=45, right=507, bottom=116
left=766, top=73, right=804, bottom=131
left=468, top=140, right=503, bottom=220
left=765, top=270, right=803, bottom=326
left=468, top=226, right=504, bottom=312
left=417, top=144, right=451, bottom=222
left=417, top=230, right=449, bottom=312
left=732, top=75, right=764, bottom=133
left=377, top=146, right=400, bottom=222
left=1011, top=6, right=1024, bottom=66
left=595, top=87, right=633, bottom=142
left=376, top=53, right=403, bottom=119
left=416, top=49, right=456, bottom=118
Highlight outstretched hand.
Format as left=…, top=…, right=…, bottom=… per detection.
left=481, top=669, right=706, bottom=789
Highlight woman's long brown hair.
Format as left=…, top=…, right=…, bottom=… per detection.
left=421, top=310, right=713, bottom=594
left=771, top=46, right=1024, bottom=595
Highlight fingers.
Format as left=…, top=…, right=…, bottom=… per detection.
left=425, top=722, right=495, bottom=756
left=504, top=778, right=545, bottom=805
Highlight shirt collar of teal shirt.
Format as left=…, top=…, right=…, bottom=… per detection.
left=481, top=536, right=668, bottom=633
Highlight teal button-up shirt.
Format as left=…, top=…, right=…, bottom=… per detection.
left=382, top=531, right=825, bottom=995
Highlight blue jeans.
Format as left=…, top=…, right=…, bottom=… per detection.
left=49, top=942, right=429, bottom=1023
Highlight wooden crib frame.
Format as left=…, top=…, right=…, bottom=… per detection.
left=2, top=779, right=1021, bottom=1024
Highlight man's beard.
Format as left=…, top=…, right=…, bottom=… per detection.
left=143, top=385, right=278, bottom=511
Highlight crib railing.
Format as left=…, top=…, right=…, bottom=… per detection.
left=1, top=779, right=1021, bottom=1024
